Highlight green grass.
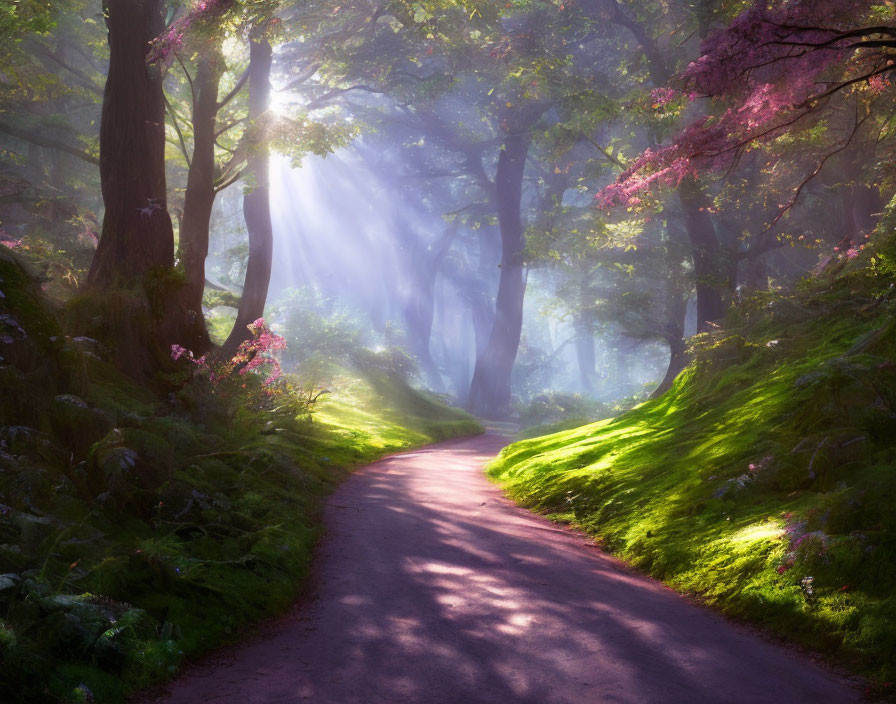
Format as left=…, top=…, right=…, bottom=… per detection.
left=488, top=244, right=896, bottom=688
left=0, top=250, right=480, bottom=703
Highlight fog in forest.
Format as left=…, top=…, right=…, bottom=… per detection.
left=3, top=0, right=885, bottom=431
left=202, top=141, right=671, bottom=418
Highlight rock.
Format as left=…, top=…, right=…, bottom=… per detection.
left=50, top=395, right=114, bottom=461
left=10, top=510, right=59, bottom=551
left=54, top=394, right=88, bottom=409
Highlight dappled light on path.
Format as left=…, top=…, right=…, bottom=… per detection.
left=154, top=436, right=857, bottom=704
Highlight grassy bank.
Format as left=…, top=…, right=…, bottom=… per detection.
left=488, top=242, right=896, bottom=688
left=0, top=249, right=480, bottom=703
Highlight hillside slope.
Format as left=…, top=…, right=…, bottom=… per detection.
left=488, top=241, right=896, bottom=688
left=0, top=248, right=480, bottom=703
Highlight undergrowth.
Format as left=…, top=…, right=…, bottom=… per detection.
left=0, top=248, right=480, bottom=703
left=488, top=236, right=896, bottom=691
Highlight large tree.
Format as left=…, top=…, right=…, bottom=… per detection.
left=80, top=0, right=190, bottom=377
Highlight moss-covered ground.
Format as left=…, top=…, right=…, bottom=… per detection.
left=488, top=242, right=896, bottom=692
left=0, top=249, right=480, bottom=703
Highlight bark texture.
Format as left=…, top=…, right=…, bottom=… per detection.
left=400, top=224, right=457, bottom=392
left=223, top=36, right=273, bottom=356
left=678, top=178, right=725, bottom=332
left=178, top=43, right=225, bottom=354
left=80, top=0, right=190, bottom=379
left=467, top=132, right=531, bottom=418
left=88, top=0, right=174, bottom=287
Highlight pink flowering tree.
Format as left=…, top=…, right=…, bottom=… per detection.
left=146, top=0, right=237, bottom=66
left=599, top=0, right=895, bottom=232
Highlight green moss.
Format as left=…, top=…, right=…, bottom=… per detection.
left=488, top=247, right=896, bottom=685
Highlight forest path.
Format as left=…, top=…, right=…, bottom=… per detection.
left=150, top=434, right=859, bottom=704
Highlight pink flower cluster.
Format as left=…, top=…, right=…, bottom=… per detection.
left=171, top=318, right=287, bottom=386
left=650, top=87, right=678, bottom=108
left=233, top=318, right=287, bottom=385
left=776, top=514, right=830, bottom=574
left=147, top=0, right=234, bottom=65
left=0, top=227, right=22, bottom=249
left=596, top=154, right=693, bottom=208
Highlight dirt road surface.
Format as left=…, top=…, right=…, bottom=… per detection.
left=150, top=434, right=860, bottom=704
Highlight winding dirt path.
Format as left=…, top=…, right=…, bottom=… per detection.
left=151, top=434, right=859, bottom=703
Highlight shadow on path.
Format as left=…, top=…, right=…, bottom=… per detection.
left=152, top=434, right=859, bottom=704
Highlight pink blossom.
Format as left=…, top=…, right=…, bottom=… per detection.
left=650, top=87, right=677, bottom=107
left=146, top=0, right=234, bottom=66
left=231, top=317, right=287, bottom=385
left=867, top=74, right=891, bottom=94
left=171, top=320, right=286, bottom=387
left=596, top=1, right=888, bottom=208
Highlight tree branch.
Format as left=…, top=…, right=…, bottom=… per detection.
left=32, top=44, right=104, bottom=96
left=164, top=94, right=192, bottom=167
left=217, top=68, right=249, bottom=109
left=0, top=120, right=98, bottom=166
left=305, top=84, right=385, bottom=111
left=175, top=51, right=197, bottom=108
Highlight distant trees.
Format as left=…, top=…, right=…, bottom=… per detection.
left=286, top=0, right=625, bottom=416
left=0, top=2, right=103, bottom=294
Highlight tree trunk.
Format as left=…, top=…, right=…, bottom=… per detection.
left=403, top=272, right=443, bottom=391
left=469, top=226, right=500, bottom=359
left=81, top=0, right=188, bottom=378
left=222, top=36, right=273, bottom=356
left=88, top=0, right=173, bottom=285
left=651, top=333, right=688, bottom=399
left=399, top=223, right=456, bottom=391
left=179, top=43, right=224, bottom=354
left=573, top=314, right=598, bottom=394
left=677, top=178, right=725, bottom=332
left=467, top=132, right=530, bottom=418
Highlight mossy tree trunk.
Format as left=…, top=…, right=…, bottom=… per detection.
left=84, top=0, right=189, bottom=378
left=222, top=34, right=273, bottom=356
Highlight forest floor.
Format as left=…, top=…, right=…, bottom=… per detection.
left=143, top=434, right=859, bottom=704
